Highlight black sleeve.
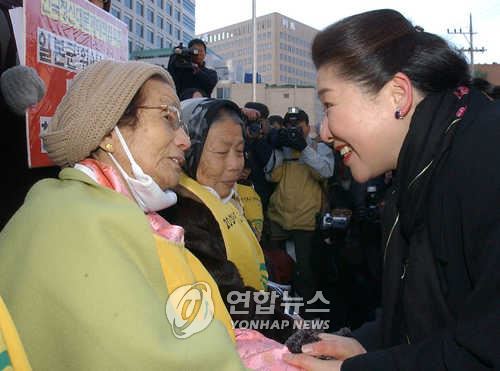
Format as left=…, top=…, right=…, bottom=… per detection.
left=252, top=138, right=273, bottom=167
left=194, top=66, right=218, bottom=96
left=342, top=103, right=500, bottom=371
left=350, top=312, right=383, bottom=351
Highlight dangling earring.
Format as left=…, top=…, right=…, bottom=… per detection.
left=105, top=143, right=113, bottom=152
left=395, top=108, right=404, bottom=120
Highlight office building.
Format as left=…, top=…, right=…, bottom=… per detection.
left=109, top=0, right=195, bottom=53
left=198, top=12, right=318, bottom=86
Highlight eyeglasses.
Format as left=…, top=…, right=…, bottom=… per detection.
left=136, top=104, right=188, bottom=133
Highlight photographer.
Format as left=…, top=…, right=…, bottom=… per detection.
left=242, top=102, right=282, bottom=212
left=266, top=108, right=334, bottom=306
left=167, top=38, right=218, bottom=98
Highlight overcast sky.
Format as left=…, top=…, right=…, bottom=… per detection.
left=195, top=0, right=499, bottom=64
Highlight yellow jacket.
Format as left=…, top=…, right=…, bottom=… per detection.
left=267, top=160, right=324, bottom=231
left=0, top=168, right=245, bottom=370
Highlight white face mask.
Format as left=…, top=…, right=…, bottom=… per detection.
left=108, top=127, right=177, bottom=213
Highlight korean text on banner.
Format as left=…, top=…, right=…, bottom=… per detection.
left=25, top=0, right=128, bottom=167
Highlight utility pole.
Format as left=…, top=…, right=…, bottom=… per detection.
left=447, top=13, right=486, bottom=75
left=252, top=0, right=257, bottom=101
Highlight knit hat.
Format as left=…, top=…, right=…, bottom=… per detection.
left=42, top=60, right=176, bottom=167
left=0, top=65, right=46, bottom=115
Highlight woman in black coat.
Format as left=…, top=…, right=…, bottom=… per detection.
left=284, top=9, right=500, bottom=371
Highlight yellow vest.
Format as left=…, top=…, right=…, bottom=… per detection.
left=236, top=184, right=264, bottom=241
left=154, top=235, right=235, bottom=342
left=180, top=174, right=268, bottom=291
left=0, top=296, right=31, bottom=371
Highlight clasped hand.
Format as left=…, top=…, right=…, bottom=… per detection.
left=282, top=333, right=366, bottom=371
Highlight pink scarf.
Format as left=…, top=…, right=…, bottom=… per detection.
left=78, top=159, right=184, bottom=244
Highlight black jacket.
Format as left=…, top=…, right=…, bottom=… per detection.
left=344, top=88, right=500, bottom=370
left=167, top=60, right=218, bottom=97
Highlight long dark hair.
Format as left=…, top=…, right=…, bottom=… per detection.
left=312, top=9, right=470, bottom=95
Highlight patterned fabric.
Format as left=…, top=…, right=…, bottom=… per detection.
left=235, top=329, right=299, bottom=371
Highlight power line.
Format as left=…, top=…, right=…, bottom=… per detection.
left=447, top=13, right=486, bottom=75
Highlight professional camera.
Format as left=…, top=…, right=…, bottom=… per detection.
left=277, top=125, right=302, bottom=147
left=247, top=120, right=262, bottom=137
left=276, top=106, right=307, bottom=149
left=169, top=43, right=199, bottom=69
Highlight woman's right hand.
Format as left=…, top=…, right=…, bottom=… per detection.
left=301, top=333, right=367, bottom=360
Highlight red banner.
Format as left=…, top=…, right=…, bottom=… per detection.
left=25, top=0, right=128, bottom=167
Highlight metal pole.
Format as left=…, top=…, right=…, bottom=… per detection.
left=252, top=0, right=257, bottom=101
left=469, top=13, right=474, bottom=75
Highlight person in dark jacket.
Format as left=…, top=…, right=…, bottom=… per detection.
left=167, top=38, right=218, bottom=98
left=284, top=9, right=500, bottom=371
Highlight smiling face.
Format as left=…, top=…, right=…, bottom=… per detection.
left=317, top=65, right=411, bottom=183
left=196, top=117, right=245, bottom=198
left=107, top=78, right=191, bottom=190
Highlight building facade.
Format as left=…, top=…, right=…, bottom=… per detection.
left=109, top=0, right=195, bottom=53
left=215, top=82, right=323, bottom=129
left=198, top=12, right=318, bottom=86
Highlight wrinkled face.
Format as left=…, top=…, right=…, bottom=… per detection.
left=191, top=43, right=206, bottom=65
left=317, top=65, right=408, bottom=183
left=115, top=78, right=191, bottom=190
left=196, top=118, right=245, bottom=198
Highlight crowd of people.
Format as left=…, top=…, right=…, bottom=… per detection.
left=1, top=5, right=499, bottom=371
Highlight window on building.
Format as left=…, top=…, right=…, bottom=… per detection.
left=128, top=40, right=133, bottom=53
left=183, top=0, right=195, bottom=16
left=216, top=87, right=231, bottom=99
left=135, top=21, right=144, bottom=38
left=146, top=8, right=154, bottom=23
left=111, top=7, right=121, bottom=19
left=124, top=0, right=132, bottom=9
left=174, top=9, right=181, bottom=22
left=146, top=29, right=154, bottom=44
left=166, top=21, right=172, bottom=35
left=156, top=15, right=163, bottom=29
left=182, top=15, right=195, bottom=34
left=123, top=14, right=133, bottom=31
left=156, top=35, right=164, bottom=48
left=136, top=42, right=144, bottom=50
left=156, top=0, right=163, bottom=7
left=175, top=28, right=181, bottom=40
left=165, top=2, right=172, bottom=16
left=136, top=1, right=143, bottom=16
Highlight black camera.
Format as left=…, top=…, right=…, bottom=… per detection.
left=318, top=209, right=352, bottom=230
left=169, top=43, right=199, bottom=69
left=247, top=120, right=262, bottom=137
left=277, top=125, right=302, bottom=147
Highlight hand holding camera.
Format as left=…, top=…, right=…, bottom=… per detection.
left=278, top=107, right=308, bottom=151
left=170, top=43, right=200, bottom=69
left=277, top=126, right=307, bottom=150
